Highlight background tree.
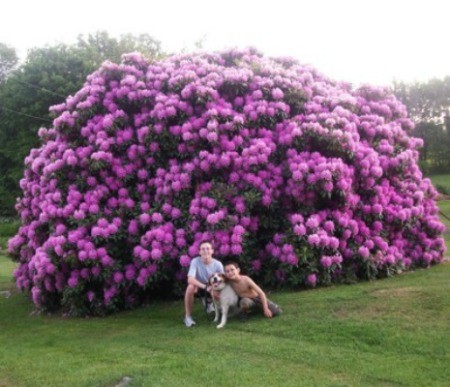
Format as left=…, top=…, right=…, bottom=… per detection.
left=0, top=32, right=163, bottom=216
left=393, top=77, right=450, bottom=174
left=75, top=31, right=162, bottom=67
left=0, top=42, right=18, bottom=84
left=0, top=45, right=85, bottom=216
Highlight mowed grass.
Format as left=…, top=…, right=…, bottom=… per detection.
left=437, top=199, right=450, bottom=228
left=429, top=173, right=450, bottom=252
left=429, top=173, right=450, bottom=194
left=438, top=200, right=450, bottom=252
left=0, top=219, right=20, bottom=253
left=1, top=253, right=449, bottom=387
left=0, top=182, right=449, bottom=387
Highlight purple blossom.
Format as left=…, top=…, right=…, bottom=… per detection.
left=139, top=213, right=151, bottom=225
left=68, top=277, right=79, bottom=288
left=113, top=272, right=124, bottom=283
left=251, top=259, right=262, bottom=271
left=152, top=212, right=163, bottom=223
left=320, top=256, right=333, bottom=268
left=151, top=248, right=163, bottom=260
left=180, top=255, right=191, bottom=267
left=293, top=224, right=306, bottom=236
left=307, top=234, right=320, bottom=246
left=231, top=244, right=243, bottom=255
left=87, top=291, right=95, bottom=302
left=271, top=88, right=284, bottom=100
left=307, top=274, right=317, bottom=287
left=358, top=246, right=370, bottom=258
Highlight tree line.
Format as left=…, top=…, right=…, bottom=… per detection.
left=1, top=33, right=449, bottom=216
left=393, top=78, right=450, bottom=176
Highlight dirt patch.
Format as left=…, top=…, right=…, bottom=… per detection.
left=371, top=287, right=420, bottom=298
left=436, top=193, right=450, bottom=201
left=333, top=308, right=350, bottom=319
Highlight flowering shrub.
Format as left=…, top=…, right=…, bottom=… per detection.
left=8, top=48, right=446, bottom=315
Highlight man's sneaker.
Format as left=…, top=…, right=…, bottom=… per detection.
left=184, top=316, right=196, bottom=327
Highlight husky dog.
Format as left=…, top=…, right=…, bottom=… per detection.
left=209, top=272, right=239, bottom=328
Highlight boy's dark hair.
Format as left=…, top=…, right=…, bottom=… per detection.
left=224, top=261, right=240, bottom=269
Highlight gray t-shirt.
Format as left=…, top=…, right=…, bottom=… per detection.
left=187, top=257, right=224, bottom=284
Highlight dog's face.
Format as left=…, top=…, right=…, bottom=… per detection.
left=209, top=272, right=227, bottom=291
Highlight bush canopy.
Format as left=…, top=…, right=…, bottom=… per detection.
left=8, top=49, right=446, bottom=315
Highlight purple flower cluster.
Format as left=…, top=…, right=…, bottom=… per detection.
left=8, top=48, right=446, bottom=315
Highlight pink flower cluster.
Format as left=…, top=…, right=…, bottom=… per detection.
left=8, top=48, right=446, bottom=315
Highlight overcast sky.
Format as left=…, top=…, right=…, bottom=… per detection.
left=1, top=0, right=449, bottom=87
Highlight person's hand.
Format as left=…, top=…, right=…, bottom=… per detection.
left=263, top=307, right=273, bottom=318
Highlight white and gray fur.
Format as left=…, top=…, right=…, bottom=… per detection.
left=209, top=273, right=239, bottom=328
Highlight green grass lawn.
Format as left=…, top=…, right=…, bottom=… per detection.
left=430, top=173, right=450, bottom=252
left=1, top=253, right=449, bottom=387
left=0, top=218, right=20, bottom=252
left=0, top=179, right=449, bottom=386
left=429, top=173, right=450, bottom=195
left=436, top=200, right=450, bottom=253
left=438, top=199, right=450, bottom=225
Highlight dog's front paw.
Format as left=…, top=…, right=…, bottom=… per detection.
left=217, top=323, right=224, bottom=329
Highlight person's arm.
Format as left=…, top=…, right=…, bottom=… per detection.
left=187, top=275, right=209, bottom=291
left=246, top=277, right=273, bottom=318
left=187, top=259, right=210, bottom=291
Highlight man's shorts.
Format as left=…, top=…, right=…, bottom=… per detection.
left=239, top=296, right=283, bottom=316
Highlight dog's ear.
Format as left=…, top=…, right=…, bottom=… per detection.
left=220, top=273, right=229, bottom=283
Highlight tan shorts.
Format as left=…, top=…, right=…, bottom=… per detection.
left=239, top=296, right=282, bottom=316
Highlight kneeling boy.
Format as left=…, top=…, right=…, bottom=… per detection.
left=224, top=261, right=282, bottom=318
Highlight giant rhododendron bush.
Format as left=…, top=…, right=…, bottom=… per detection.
left=8, top=49, right=446, bottom=315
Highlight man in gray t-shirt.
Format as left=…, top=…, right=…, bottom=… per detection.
left=184, top=241, right=224, bottom=327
